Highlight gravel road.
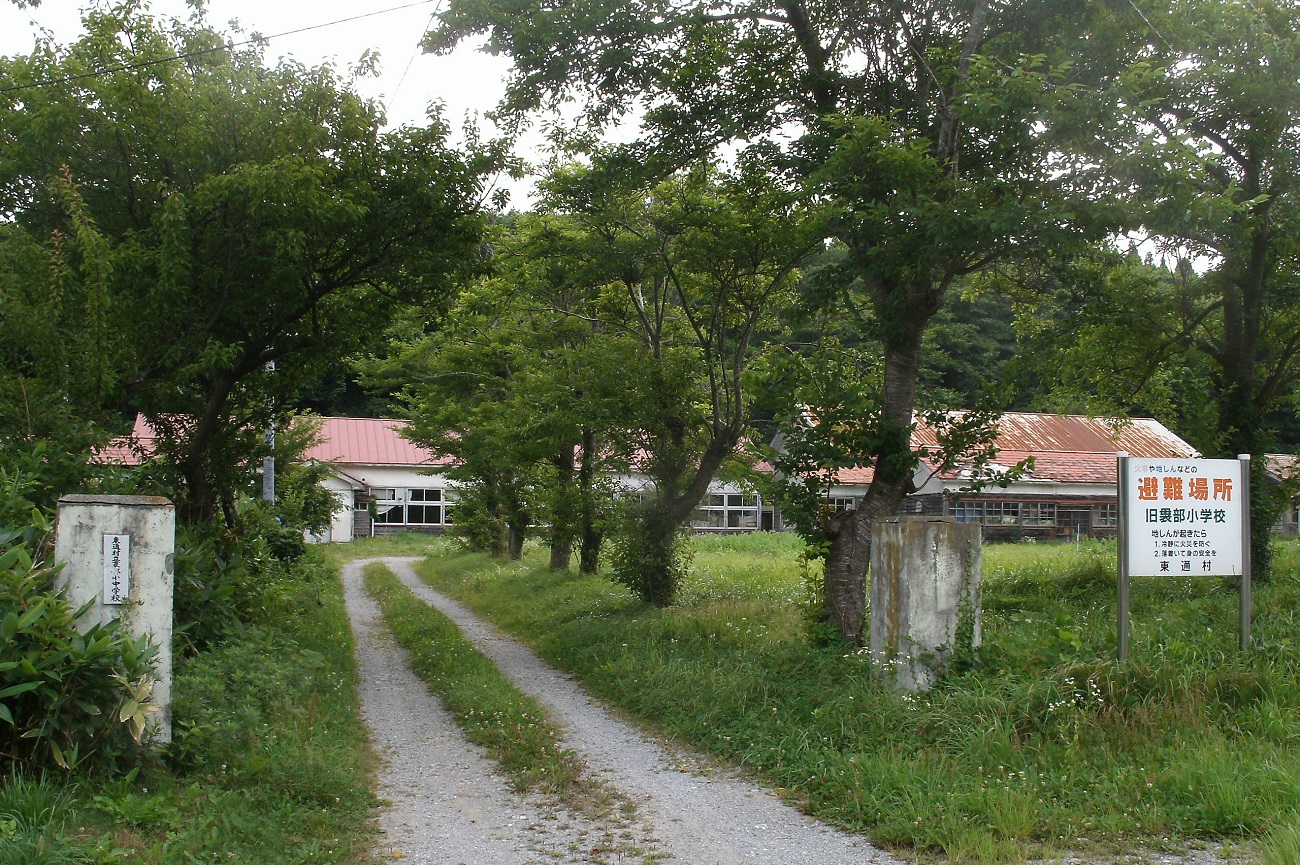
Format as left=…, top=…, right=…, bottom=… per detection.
left=343, top=556, right=904, bottom=865
left=343, top=556, right=1253, bottom=865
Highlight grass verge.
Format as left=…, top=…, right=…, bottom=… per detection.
left=414, top=536, right=1295, bottom=863
left=1, top=546, right=377, bottom=865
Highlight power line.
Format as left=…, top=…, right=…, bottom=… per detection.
left=0, top=0, right=441, bottom=95
left=384, top=1, right=445, bottom=117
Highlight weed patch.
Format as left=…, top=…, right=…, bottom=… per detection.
left=2, top=546, right=377, bottom=864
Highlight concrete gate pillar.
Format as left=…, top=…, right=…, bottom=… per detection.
left=870, top=516, right=981, bottom=691
left=54, top=494, right=176, bottom=744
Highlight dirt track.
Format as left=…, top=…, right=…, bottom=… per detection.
left=343, top=556, right=904, bottom=864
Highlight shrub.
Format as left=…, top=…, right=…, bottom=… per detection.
left=607, top=501, right=692, bottom=606
left=171, top=531, right=249, bottom=655
left=0, top=529, right=159, bottom=772
left=172, top=512, right=325, bottom=654
left=443, top=481, right=509, bottom=556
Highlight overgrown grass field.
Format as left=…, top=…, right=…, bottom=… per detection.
left=1, top=547, right=377, bottom=865
left=417, top=533, right=1300, bottom=863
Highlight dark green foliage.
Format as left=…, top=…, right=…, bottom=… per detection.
left=0, top=6, right=489, bottom=524
left=607, top=502, right=693, bottom=607
left=921, top=290, right=1024, bottom=411
left=171, top=511, right=332, bottom=655
left=260, top=524, right=307, bottom=566
left=170, top=532, right=249, bottom=656
left=0, top=531, right=158, bottom=772
left=264, top=444, right=345, bottom=543
left=438, top=473, right=516, bottom=557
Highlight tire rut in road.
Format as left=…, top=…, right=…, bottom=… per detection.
left=343, top=557, right=656, bottom=864
left=373, top=556, right=905, bottom=865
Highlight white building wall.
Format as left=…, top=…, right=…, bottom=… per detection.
left=339, top=465, right=455, bottom=491
left=316, top=464, right=459, bottom=542
left=319, top=477, right=358, bottom=544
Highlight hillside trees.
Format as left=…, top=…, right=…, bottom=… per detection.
left=1115, top=0, right=1300, bottom=574
left=0, top=6, right=488, bottom=523
left=426, top=0, right=1129, bottom=638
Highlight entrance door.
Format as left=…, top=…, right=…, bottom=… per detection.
left=1057, top=508, right=1092, bottom=540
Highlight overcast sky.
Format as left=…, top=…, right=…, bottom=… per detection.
left=0, top=0, right=541, bottom=204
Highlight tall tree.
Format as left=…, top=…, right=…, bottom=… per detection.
left=492, top=213, right=628, bottom=572
left=1085, top=0, right=1300, bottom=574
left=0, top=6, right=488, bottom=523
left=428, top=0, right=1116, bottom=637
left=0, top=172, right=131, bottom=518
left=374, top=219, right=620, bottom=565
left=542, top=162, right=817, bottom=604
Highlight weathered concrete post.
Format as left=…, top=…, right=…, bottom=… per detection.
left=870, top=516, right=981, bottom=691
left=54, top=495, right=176, bottom=744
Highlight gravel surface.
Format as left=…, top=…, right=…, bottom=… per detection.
left=345, top=557, right=604, bottom=864
left=344, top=556, right=903, bottom=864
left=344, top=556, right=1256, bottom=865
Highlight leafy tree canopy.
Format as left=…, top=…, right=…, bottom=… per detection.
left=0, top=4, right=491, bottom=522
left=1006, top=0, right=1300, bottom=574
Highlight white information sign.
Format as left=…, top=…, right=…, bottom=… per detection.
left=102, top=533, right=130, bottom=605
left=1123, top=458, right=1243, bottom=577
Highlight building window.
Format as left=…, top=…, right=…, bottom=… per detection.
left=1092, top=503, right=1117, bottom=528
left=830, top=497, right=858, bottom=512
left=983, top=501, right=1020, bottom=526
left=1022, top=502, right=1057, bottom=526
left=406, top=488, right=442, bottom=525
left=371, top=488, right=451, bottom=526
left=692, top=493, right=760, bottom=530
left=373, top=501, right=405, bottom=524
left=949, top=500, right=984, bottom=523
left=406, top=504, right=442, bottom=525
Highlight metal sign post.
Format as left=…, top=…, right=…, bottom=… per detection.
left=1239, top=454, right=1252, bottom=652
left=1116, top=453, right=1251, bottom=661
left=1117, top=453, right=1131, bottom=661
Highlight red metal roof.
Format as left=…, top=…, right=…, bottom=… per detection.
left=93, top=415, right=159, bottom=466
left=301, top=417, right=453, bottom=467
left=98, top=415, right=453, bottom=468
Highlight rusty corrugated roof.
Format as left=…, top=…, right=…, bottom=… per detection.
left=912, top=412, right=1196, bottom=458
left=830, top=412, right=1195, bottom=486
